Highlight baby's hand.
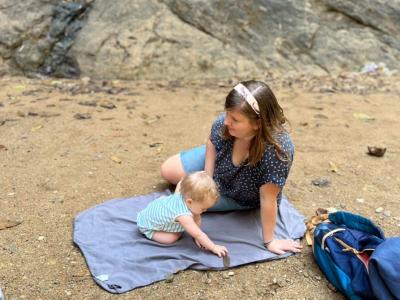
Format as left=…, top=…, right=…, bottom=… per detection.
left=194, top=238, right=206, bottom=249
left=212, top=245, right=228, bottom=257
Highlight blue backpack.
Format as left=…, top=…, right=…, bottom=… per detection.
left=309, top=211, right=400, bottom=300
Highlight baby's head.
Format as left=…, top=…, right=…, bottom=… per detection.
left=180, top=171, right=219, bottom=214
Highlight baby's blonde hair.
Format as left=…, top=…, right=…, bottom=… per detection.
left=180, top=171, right=219, bottom=203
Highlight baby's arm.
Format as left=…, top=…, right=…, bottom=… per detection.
left=176, top=215, right=228, bottom=257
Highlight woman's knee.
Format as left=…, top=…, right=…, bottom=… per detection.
left=160, top=154, right=185, bottom=184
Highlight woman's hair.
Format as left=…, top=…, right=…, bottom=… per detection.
left=180, top=171, right=219, bottom=203
left=222, top=80, right=289, bottom=166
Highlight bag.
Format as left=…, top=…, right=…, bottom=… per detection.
left=307, top=211, right=386, bottom=299
left=368, top=237, right=400, bottom=300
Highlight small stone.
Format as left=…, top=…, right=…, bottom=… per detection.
left=38, top=236, right=45, bottom=241
left=64, top=290, right=72, bottom=296
left=340, top=203, right=346, bottom=209
left=356, top=198, right=365, bottom=203
left=311, top=177, right=330, bottom=187
left=315, top=276, right=322, bottom=281
left=222, top=273, right=230, bottom=279
left=228, top=271, right=235, bottom=276
left=383, top=210, right=391, bottom=217
left=375, top=207, right=384, bottom=213
left=99, top=100, right=116, bottom=109
left=78, top=100, right=97, bottom=107
left=165, top=274, right=174, bottom=283
left=81, top=77, right=91, bottom=85
left=74, top=113, right=91, bottom=120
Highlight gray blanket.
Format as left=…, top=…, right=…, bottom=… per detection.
left=73, top=190, right=306, bottom=293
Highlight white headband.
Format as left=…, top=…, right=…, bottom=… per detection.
left=233, top=83, right=260, bottom=115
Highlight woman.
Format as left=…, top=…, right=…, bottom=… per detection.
left=160, top=80, right=302, bottom=255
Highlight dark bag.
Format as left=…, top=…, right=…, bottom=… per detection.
left=368, top=237, right=400, bottom=300
left=307, top=211, right=394, bottom=299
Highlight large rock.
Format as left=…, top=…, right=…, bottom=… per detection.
left=0, top=0, right=399, bottom=80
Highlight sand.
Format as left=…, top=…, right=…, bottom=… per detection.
left=0, top=73, right=399, bottom=299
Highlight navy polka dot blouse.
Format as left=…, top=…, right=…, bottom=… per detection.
left=210, top=114, right=294, bottom=208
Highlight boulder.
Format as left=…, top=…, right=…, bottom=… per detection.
left=0, top=0, right=399, bottom=79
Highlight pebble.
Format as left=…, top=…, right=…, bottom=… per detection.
left=356, top=198, right=365, bottom=203
left=228, top=271, right=235, bottom=276
left=375, top=207, right=384, bottom=213
left=38, top=236, right=45, bottom=241
left=311, top=177, right=330, bottom=187
left=383, top=210, right=391, bottom=217
left=165, top=274, right=174, bottom=283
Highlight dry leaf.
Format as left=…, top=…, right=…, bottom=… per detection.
left=31, top=124, right=43, bottom=132
left=305, top=231, right=313, bottom=246
left=329, top=161, right=338, bottom=173
left=353, top=112, right=375, bottom=121
left=14, top=85, right=26, bottom=90
left=111, top=156, right=122, bottom=164
left=0, top=220, right=22, bottom=230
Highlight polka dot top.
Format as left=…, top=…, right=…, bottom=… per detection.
left=210, top=113, right=294, bottom=208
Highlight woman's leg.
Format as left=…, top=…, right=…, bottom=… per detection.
left=152, top=231, right=182, bottom=244
left=160, top=154, right=186, bottom=185
left=207, top=195, right=254, bottom=212
left=160, top=145, right=206, bottom=185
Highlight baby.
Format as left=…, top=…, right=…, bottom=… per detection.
left=137, top=171, right=228, bottom=257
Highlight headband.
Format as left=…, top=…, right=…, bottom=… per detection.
left=233, top=83, right=260, bottom=115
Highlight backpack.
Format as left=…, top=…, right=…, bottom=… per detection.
left=306, top=211, right=400, bottom=300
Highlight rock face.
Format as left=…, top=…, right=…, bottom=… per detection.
left=0, top=0, right=399, bottom=80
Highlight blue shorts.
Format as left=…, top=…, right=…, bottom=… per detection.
left=180, top=145, right=253, bottom=212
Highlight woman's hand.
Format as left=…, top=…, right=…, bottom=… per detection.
left=265, top=239, right=303, bottom=255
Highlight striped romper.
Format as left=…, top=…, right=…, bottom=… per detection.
left=136, top=193, right=192, bottom=239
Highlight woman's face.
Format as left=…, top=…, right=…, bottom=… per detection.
left=224, top=109, right=259, bottom=140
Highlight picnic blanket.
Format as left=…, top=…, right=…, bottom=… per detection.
left=73, top=190, right=306, bottom=293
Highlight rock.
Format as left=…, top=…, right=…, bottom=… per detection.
left=356, top=198, right=365, bottom=203
left=375, top=207, right=384, bottom=213
left=222, top=273, right=230, bottom=279
left=1, top=0, right=400, bottom=80
left=99, top=100, right=116, bottom=109
left=312, top=177, right=331, bottom=187
left=78, top=100, right=97, bottom=107
left=383, top=210, right=391, bottom=217
left=74, top=113, right=91, bottom=120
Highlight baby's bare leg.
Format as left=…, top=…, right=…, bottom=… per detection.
left=152, top=231, right=182, bottom=244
